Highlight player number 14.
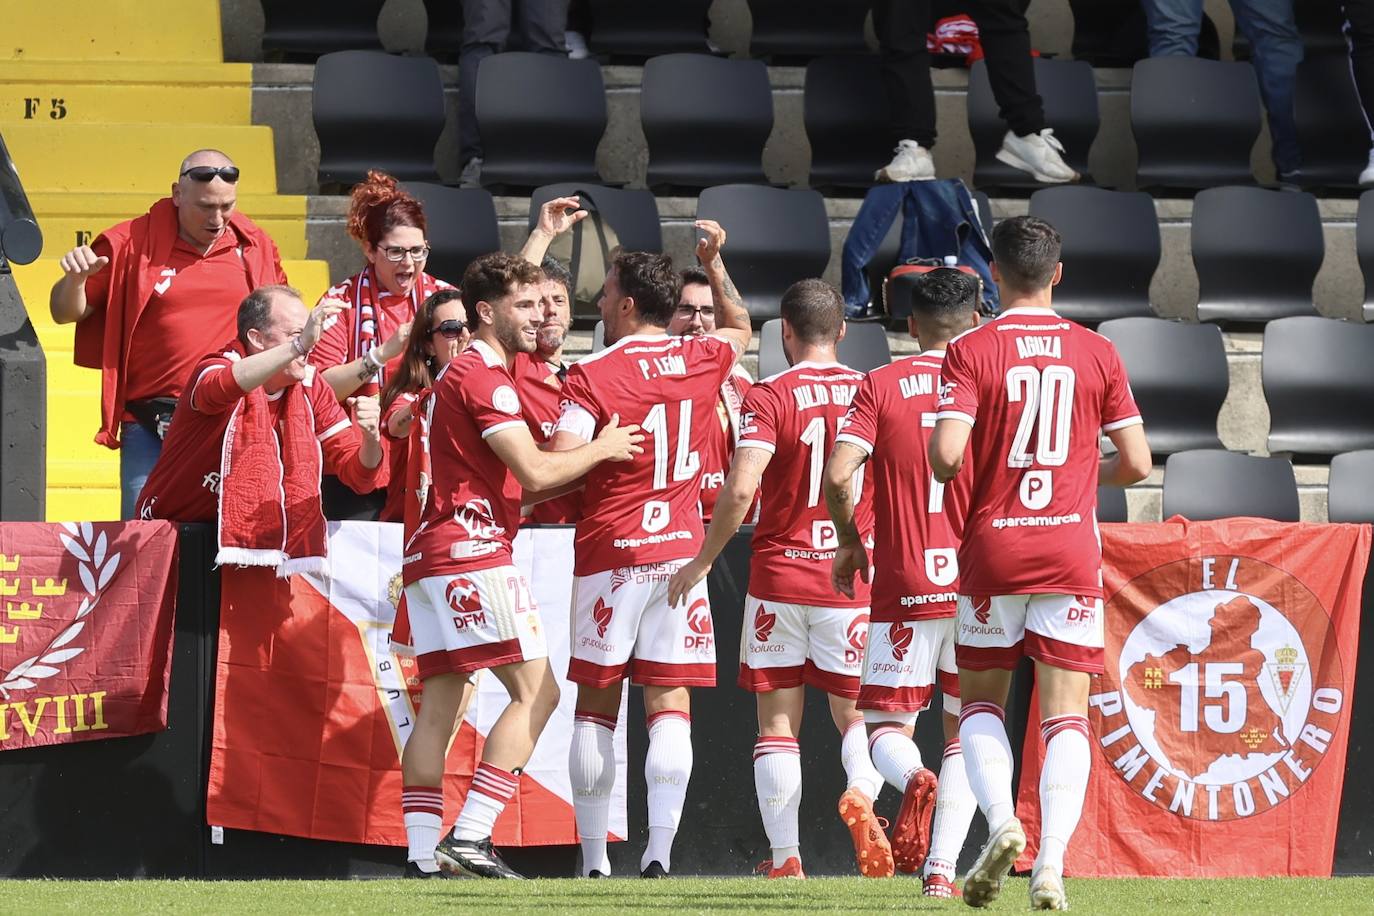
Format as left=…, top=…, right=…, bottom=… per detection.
left=643, top=400, right=699, bottom=491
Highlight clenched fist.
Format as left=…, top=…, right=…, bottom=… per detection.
left=348, top=394, right=382, bottom=443
left=59, top=245, right=109, bottom=279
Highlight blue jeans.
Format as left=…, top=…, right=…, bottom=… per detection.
left=120, top=421, right=162, bottom=520
left=1143, top=0, right=1303, bottom=174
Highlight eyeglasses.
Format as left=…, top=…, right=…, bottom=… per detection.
left=431, top=319, right=465, bottom=339
left=180, top=166, right=240, bottom=183
left=382, top=245, right=431, bottom=262
left=675, top=305, right=714, bottom=320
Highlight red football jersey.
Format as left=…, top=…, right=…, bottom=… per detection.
left=936, top=307, right=1142, bottom=598
left=404, top=339, right=530, bottom=585
left=513, top=352, right=582, bottom=525
left=555, top=333, right=737, bottom=575
left=837, top=351, right=969, bottom=622
left=738, top=362, right=871, bottom=608
left=698, top=366, right=753, bottom=522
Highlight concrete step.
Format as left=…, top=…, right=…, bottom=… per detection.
left=0, top=61, right=253, bottom=124
left=5, top=0, right=226, bottom=63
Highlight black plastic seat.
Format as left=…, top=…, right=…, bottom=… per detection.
left=262, top=0, right=382, bottom=60
left=1162, top=450, right=1299, bottom=521
left=804, top=55, right=890, bottom=192
left=1028, top=187, right=1158, bottom=324
left=968, top=58, right=1098, bottom=190
left=1131, top=58, right=1262, bottom=191
left=400, top=183, right=499, bottom=286
left=1328, top=450, right=1374, bottom=522
left=1295, top=52, right=1367, bottom=190
left=641, top=54, right=773, bottom=192
left=696, top=185, right=831, bottom=322
left=863, top=190, right=992, bottom=321
left=757, top=319, right=891, bottom=380
left=1360, top=191, right=1374, bottom=323
left=1097, top=318, right=1226, bottom=456
left=748, top=0, right=869, bottom=61
left=313, top=51, right=445, bottom=187
left=1097, top=486, right=1128, bottom=523
left=475, top=53, right=606, bottom=191
left=1191, top=186, right=1322, bottom=324
left=1261, top=316, right=1374, bottom=458
left=587, top=0, right=712, bottom=59
left=527, top=183, right=663, bottom=253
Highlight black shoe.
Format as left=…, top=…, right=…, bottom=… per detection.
left=435, top=834, right=525, bottom=879
left=641, top=861, right=669, bottom=878
left=587, top=869, right=609, bottom=878
left=405, top=860, right=450, bottom=879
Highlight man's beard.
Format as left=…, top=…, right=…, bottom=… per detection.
left=496, top=320, right=536, bottom=354
left=536, top=323, right=566, bottom=355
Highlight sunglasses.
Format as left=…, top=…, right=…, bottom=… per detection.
left=431, top=320, right=466, bottom=339
left=180, top=166, right=240, bottom=183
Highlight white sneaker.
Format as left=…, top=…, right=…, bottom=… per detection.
left=1360, top=149, right=1374, bottom=187
left=961, top=817, right=1025, bottom=909
left=565, top=30, right=589, bottom=60
left=875, top=140, right=936, bottom=183
left=1029, top=864, right=1068, bottom=911
left=996, top=128, right=1079, bottom=184
left=459, top=156, right=483, bottom=189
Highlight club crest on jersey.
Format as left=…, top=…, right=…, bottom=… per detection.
left=754, top=604, right=776, bottom=643
left=888, top=622, right=914, bottom=662
left=592, top=597, right=614, bottom=638
left=1091, top=555, right=1343, bottom=822
left=491, top=385, right=521, bottom=415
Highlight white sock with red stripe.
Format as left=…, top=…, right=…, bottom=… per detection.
left=643, top=710, right=692, bottom=873
left=925, top=740, right=976, bottom=881
left=402, top=784, right=443, bottom=870
left=1036, top=714, right=1091, bottom=874
left=958, top=701, right=1016, bottom=832
left=452, top=761, right=519, bottom=841
left=867, top=725, right=924, bottom=793
left=570, top=711, right=617, bottom=876
left=840, top=719, right=884, bottom=802
left=753, top=736, right=802, bottom=864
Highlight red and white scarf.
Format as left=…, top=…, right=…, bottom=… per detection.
left=347, top=267, right=446, bottom=397
left=214, top=343, right=329, bottom=577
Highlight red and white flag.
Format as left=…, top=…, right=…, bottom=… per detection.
left=1015, top=519, right=1369, bottom=877
left=0, top=521, right=179, bottom=751
left=207, top=521, right=627, bottom=847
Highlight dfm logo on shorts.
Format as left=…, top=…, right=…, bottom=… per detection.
left=642, top=500, right=671, bottom=534
left=1066, top=595, right=1098, bottom=626
left=445, top=577, right=487, bottom=630
left=754, top=603, right=776, bottom=643
left=844, top=613, right=870, bottom=665
left=684, top=598, right=714, bottom=652
left=924, top=548, right=958, bottom=587
left=593, top=597, right=614, bottom=638
left=888, top=622, right=914, bottom=662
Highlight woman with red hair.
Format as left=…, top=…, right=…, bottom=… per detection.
left=311, top=170, right=455, bottom=517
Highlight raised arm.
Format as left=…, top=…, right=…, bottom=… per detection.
left=232, top=299, right=349, bottom=393
left=696, top=219, right=752, bottom=358
left=50, top=244, right=108, bottom=324
left=320, top=314, right=412, bottom=401
left=521, top=196, right=588, bottom=266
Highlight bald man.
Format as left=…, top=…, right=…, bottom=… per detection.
left=50, top=149, right=288, bottom=518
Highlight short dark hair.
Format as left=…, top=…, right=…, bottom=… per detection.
left=910, top=269, right=978, bottom=336
left=991, top=215, right=1062, bottom=292
left=461, top=253, right=544, bottom=331
left=779, top=279, right=844, bottom=345
left=614, top=250, right=680, bottom=327
left=540, top=255, right=573, bottom=298
left=237, top=284, right=302, bottom=344
left=679, top=265, right=710, bottom=289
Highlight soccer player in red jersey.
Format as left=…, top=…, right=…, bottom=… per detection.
left=401, top=253, right=643, bottom=880
left=550, top=223, right=753, bottom=878
left=825, top=269, right=982, bottom=899
left=668, top=279, right=885, bottom=880
left=929, top=217, right=1151, bottom=909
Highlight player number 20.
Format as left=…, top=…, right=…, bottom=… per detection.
left=643, top=400, right=700, bottom=491
left=1005, top=365, right=1075, bottom=468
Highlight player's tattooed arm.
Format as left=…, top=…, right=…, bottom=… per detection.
left=695, top=219, right=753, bottom=357
left=824, top=442, right=868, bottom=548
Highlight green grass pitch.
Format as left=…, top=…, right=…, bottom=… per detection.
left=2, top=877, right=1373, bottom=914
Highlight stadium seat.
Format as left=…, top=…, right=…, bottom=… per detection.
left=863, top=191, right=993, bottom=321
left=313, top=51, right=445, bottom=187
left=1358, top=191, right=1374, bottom=323
left=696, top=185, right=830, bottom=322
left=527, top=183, right=663, bottom=254
left=586, top=0, right=713, bottom=58
left=1294, top=52, right=1367, bottom=190
left=1096, top=318, right=1226, bottom=456
left=1327, top=450, right=1374, bottom=522
left=757, top=319, right=892, bottom=380
left=1131, top=58, right=1262, bottom=191
left=642, top=55, right=773, bottom=192
left=1028, top=186, right=1158, bottom=324
left=475, top=53, right=606, bottom=191
left=748, top=0, right=870, bottom=61
left=400, top=183, right=500, bottom=287
left=804, top=55, right=891, bottom=192
left=1262, top=316, right=1374, bottom=458
left=1161, top=450, right=1299, bottom=522
left=261, top=0, right=383, bottom=60
left=968, top=58, right=1098, bottom=189
left=1097, top=485, right=1128, bottom=523
left=1191, top=186, right=1322, bottom=324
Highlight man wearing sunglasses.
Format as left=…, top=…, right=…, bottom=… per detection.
left=49, top=148, right=287, bottom=519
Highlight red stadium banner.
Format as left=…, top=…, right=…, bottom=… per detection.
left=1014, top=520, right=1369, bottom=877
left=207, top=521, right=625, bottom=848
left=0, top=521, right=179, bottom=751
